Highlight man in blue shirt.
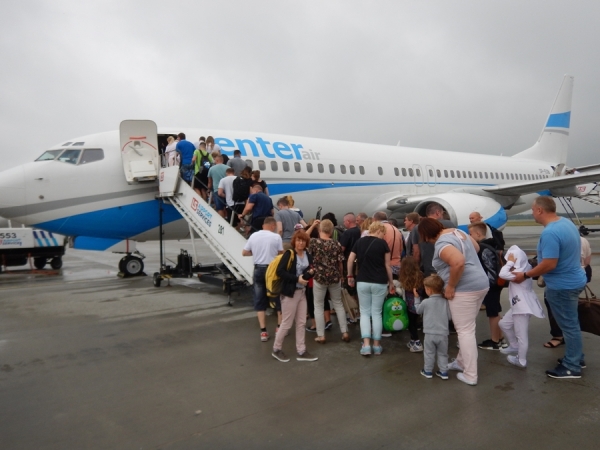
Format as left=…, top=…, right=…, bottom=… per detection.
left=175, top=132, right=196, bottom=184
left=238, top=184, right=274, bottom=235
left=513, top=196, right=586, bottom=379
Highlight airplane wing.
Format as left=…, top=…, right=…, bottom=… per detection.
left=482, top=169, right=600, bottom=196
left=568, top=163, right=600, bottom=173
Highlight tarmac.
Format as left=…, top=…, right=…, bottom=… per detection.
left=1, top=227, right=599, bottom=449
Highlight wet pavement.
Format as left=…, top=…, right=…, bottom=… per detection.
left=0, top=229, right=599, bottom=449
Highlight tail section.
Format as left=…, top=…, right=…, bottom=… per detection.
left=513, top=74, right=573, bottom=164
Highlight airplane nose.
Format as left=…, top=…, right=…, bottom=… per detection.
left=0, top=165, right=26, bottom=218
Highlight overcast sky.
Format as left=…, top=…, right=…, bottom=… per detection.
left=2, top=0, right=599, bottom=209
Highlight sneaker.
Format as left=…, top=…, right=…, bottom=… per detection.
left=447, top=359, right=463, bottom=372
left=305, top=326, right=317, bottom=332
left=260, top=331, right=269, bottom=342
left=297, top=351, right=318, bottom=362
left=500, top=346, right=519, bottom=355
left=420, top=369, right=433, bottom=379
left=325, top=321, right=333, bottom=331
left=407, top=340, right=415, bottom=349
left=478, top=339, right=501, bottom=350
left=409, top=340, right=424, bottom=353
left=557, top=358, right=587, bottom=369
left=381, top=331, right=392, bottom=337
left=507, top=355, right=527, bottom=368
left=457, top=372, right=477, bottom=386
left=436, top=371, right=449, bottom=380
left=347, top=317, right=356, bottom=325
left=498, top=338, right=509, bottom=349
left=373, top=345, right=383, bottom=356
left=546, top=363, right=581, bottom=379
left=360, top=345, right=372, bottom=356
left=271, top=349, right=290, bottom=362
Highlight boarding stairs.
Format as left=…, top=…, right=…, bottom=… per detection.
left=158, top=166, right=254, bottom=285
left=578, top=190, right=600, bottom=208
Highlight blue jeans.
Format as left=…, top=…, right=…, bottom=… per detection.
left=357, top=282, right=388, bottom=340
left=545, top=287, right=585, bottom=371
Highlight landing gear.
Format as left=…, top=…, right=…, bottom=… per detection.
left=50, top=257, right=63, bottom=270
left=34, top=257, right=47, bottom=270
left=119, top=254, right=144, bottom=277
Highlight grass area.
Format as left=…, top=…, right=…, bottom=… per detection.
left=506, top=218, right=600, bottom=226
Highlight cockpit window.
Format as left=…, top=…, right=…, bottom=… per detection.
left=35, top=150, right=63, bottom=161
left=80, top=148, right=104, bottom=164
left=58, top=149, right=82, bottom=164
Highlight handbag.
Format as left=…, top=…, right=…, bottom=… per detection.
left=578, top=285, right=600, bottom=336
left=341, top=287, right=359, bottom=320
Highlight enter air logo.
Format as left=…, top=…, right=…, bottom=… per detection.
left=214, top=137, right=321, bottom=160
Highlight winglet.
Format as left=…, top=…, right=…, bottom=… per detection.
left=512, top=75, right=574, bottom=164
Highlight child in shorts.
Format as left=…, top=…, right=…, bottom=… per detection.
left=498, top=245, right=545, bottom=368
left=414, top=275, right=452, bottom=380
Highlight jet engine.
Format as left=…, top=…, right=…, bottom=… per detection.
left=413, top=193, right=507, bottom=231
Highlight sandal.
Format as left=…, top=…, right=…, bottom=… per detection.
left=543, top=338, right=564, bottom=348
left=315, top=336, right=326, bottom=344
left=341, top=333, right=350, bottom=343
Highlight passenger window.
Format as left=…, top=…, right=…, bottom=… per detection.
left=429, top=169, right=433, bottom=177
left=318, top=164, right=324, bottom=173
left=359, top=166, right=365, bottom=175
left=468, top=171, right=472, bottom=178
left=416, top=169, right=421, bottom=176
left=485, top=172, right=488, bottom=179
left=329, top=164, right=335, bottom=174
left=245, top=159, right=253, bottom=169
left=307, top=162, right=313, bottom=173
left=259, top=160, right=266, bottom=170
left=341, top=165, right=347, bottom=174
left=444, top=170, right=448, bottom=178
left=36, top=149, right=63, bottom=161
left=58, top=149, right=81, bottom=164
left=479, top=172, right=483, bottom=178
left=282, top=162, right=290, bottom=172
left=402, top=168, right=407, bottom=177
left=501, top=173, right=504, bottom=179
left=473, top=172, right=477, bottom=179
left=271, top=161, right=278, bottom=171
left=457, top=171, right=461, bottom=178
left=436, top=169, right=441, bottom=177
left=294, top=162, right=301, bottom=172
left=80, top=148, right=104, bottom=164
left=378, top=167, right=383, bottom=175
left=350, top=165, right=355, bottom=174
left=495, top=172, right=499, bottom=179
left=450, top=170, right=455, bottom=178
left=394, top=167, right=399, bottom=176
left=510, top=173, right=514, bottom=180
left=462, top=171, right=466, bottom=178
left=408, top=168, right=414, bottom=176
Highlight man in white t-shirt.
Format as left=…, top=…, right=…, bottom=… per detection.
left=218, top=167, right=236, bottom=221
left=242, top=217, right=284, bottom=342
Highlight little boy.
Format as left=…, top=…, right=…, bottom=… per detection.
left=414, top=275, right=452, bottom=380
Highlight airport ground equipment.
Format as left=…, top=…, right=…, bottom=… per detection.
left=0, top=228, right=65, bottom=273
left=155, top=166, right=253, bottom=304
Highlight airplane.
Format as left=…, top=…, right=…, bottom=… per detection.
left=1, top=74, right=599, bottom=277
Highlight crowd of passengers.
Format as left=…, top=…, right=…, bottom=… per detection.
left=166, top=133, right=592, bottom=384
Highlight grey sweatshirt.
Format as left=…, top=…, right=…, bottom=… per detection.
left=414, top=294, right=452, bottom=336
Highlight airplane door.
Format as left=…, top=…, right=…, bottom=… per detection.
left=120, top=120, right=159, bottom=184
left=412, top=164, right=424, bottom=187
left=426, top=165, right=437, bottom=186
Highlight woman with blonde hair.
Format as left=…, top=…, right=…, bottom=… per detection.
left=165, top=135, right=178, bottom=167
left=360, top=217, right=372, bottom=237
left=347, top=221, right=395, bottom=356
left=286, top=195, right=303, bottom=218
left=308, top=219, right=350, bottom=344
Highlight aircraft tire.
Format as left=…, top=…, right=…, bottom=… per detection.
left=153, top=272, right=162, bottom=287
left=50, top=257, right=63, bottom=270
left=123, top=255, right=144, bottom=277
left=34, top=257, right=47, bottom=270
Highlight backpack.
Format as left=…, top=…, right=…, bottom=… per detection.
left=478, top=241, right=506, bottom=288
left=232, top=177, right=253, bottom=202
left=265, top=249, right=294, bottom=297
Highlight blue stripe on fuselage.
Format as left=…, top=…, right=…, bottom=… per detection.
left=34, top=200, right=181, bottom=239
